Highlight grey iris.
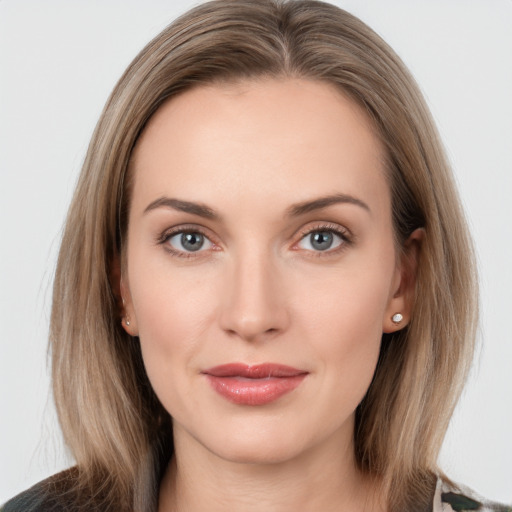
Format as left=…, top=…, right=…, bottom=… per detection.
left=311, top=231, right=333, bottom=251
left=181, top=233, right=204, bottom=251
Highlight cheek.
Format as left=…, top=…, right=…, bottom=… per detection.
left=291, top=252, right=395, bottom=404
left=128, top=258, right=220, bottom=401
left=295, top=249, right=395, bottom=341
left=306, top=279, right=385, bottom=373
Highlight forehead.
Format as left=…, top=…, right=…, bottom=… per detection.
left=129, top=78, right=388, bottom=216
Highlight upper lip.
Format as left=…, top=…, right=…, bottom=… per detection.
left=202, top=363, right=308, bottom=378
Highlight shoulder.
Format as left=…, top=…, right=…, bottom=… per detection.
left=433, top=478, right=512, bottom=512
left=0, top=468, right=83, bottom=512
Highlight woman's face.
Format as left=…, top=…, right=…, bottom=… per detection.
left=122, top=79, right=411, bottom=465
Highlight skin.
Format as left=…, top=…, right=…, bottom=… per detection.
left=121, top=79, right=421, bottom=512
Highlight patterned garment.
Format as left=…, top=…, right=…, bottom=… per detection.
left=1, top=475, right=511, bottom=511
left=433, top=479, right=512, bottom=512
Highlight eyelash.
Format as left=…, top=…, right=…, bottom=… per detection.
left=157, top=222, right=353, bottom=259
left=293, top=223, right=353, bottom=258
left=157, top=225, right=217, bottom=259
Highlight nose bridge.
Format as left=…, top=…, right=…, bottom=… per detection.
left=220, top=243, right=287, bottom=341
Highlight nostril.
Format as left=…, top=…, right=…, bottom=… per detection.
left=223, top=323, right=282, bottom=343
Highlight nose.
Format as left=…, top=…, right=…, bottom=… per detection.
left=219, top=250, right=289, bottom=343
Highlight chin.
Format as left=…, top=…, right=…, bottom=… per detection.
left=198, top=420, right=317, bottom=466
left=212, top=440, right=304, bottom=466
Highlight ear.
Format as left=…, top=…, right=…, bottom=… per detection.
left=382, top=228, right=424, bottom=333
left=110, top=252, right=139, bottom=337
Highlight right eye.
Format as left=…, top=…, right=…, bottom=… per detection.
left=165, top=231, right=213, bottom=254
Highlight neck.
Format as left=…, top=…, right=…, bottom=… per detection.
left=158, top=425, right=385, bottom=512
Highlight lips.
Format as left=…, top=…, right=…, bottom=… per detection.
left=202, top=363, right=308, bottom=406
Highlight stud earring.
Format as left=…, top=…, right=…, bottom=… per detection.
left=124, top=317, right=131, bottom=327
left=391, top=313, right=403, bottom=325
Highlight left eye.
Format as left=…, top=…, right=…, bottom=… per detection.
left=297, top=230, right=343, bottom=252
left=167, top=232, right=213, bottom=253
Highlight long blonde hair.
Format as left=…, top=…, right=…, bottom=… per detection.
left=50, top=1, right=477, bottom=510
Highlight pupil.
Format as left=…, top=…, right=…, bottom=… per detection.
left=311, top=232, right=333, bottom=251
left=181, top=233, right=204, bottom=251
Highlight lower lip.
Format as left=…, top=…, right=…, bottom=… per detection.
left=204, top=374, right=307, bottom=405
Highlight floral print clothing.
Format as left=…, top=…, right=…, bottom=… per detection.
left=433, top=479, right=511, bottom=512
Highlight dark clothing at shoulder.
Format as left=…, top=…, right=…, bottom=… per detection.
left=1, top=469, right=88, bottom=512
left=0, top=484, right=48, bottom=512
left=3, top=471, right=511, bottom=512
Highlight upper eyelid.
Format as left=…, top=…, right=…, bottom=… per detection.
left=158, top=224, right=215, bottom=242
left=295, top=222, right=352, bottom=239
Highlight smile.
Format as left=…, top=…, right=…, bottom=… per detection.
left=202, top=363, right=308, bottom=406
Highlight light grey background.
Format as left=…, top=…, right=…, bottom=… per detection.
left=1, top=0, right=511, bottom=504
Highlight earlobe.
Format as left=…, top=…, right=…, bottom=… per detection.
left=383, top=228, right=424, bottom=333
left=120, top=276, right=139, bottom=336
left=111, top=253, right=139, bottom=337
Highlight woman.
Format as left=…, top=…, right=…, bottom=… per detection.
left=1, top=1, right=510, bottom=511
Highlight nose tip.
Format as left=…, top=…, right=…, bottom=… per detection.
left=219, top=257, right=288, bottom=343
left=224, top=315, right=280, bottom=343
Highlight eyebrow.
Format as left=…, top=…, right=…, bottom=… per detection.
left=144, top=197, right=219, bottom=219
left=286, top=193, right=371, bottom=217
left=143, top=193, right=370, bottom=220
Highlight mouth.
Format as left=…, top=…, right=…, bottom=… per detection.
left=201, top=363, right=308, bottom=406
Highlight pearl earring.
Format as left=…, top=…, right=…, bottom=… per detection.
left=125, top=318, right=131, bottom=327
left=392, top=313, right=403, bottom=325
